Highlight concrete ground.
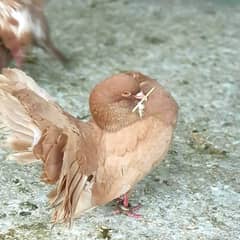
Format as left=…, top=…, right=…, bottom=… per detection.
left=0, top=0, right=239, bottom=239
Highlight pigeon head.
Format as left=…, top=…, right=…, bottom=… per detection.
left=89, top=73, right=141, bottom=132
left=89, top=72, right=178, bottom=131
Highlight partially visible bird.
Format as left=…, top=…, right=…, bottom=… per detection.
left=0, top=0, right=67, bottom=67
left=0, top=69, right=178, bottom=224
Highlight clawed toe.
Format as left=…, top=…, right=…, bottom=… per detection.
left=114, top=197, right=142, bottom=219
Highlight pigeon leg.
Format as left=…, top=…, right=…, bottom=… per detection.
left=114, top=193, right=142, bottom=219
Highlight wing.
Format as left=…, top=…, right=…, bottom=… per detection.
left=93, top=117, right=174, bottom=205
left=0, top=68, right=99, bottom=222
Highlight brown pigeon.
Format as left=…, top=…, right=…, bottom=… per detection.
left=0, top=0, right=66, bottom=67
left=0, top=69, right=178, bottom=223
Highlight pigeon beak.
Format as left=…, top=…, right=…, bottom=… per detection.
left=134, top=91, right=145, bottom=100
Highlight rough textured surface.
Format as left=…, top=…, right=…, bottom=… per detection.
left=0, top=0, right=239, bottom=239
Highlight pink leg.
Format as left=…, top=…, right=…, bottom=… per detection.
left=114, top=193, right=142, bottom=219
left=123, top=193, right=129, bottom=207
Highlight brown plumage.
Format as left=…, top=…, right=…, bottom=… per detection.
left=0, top=0, right=67, bottom=67
left=0, top=69, right=178, bottom=223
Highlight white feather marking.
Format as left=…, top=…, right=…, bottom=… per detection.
left=10, top=8, right=31, bottom=37
left=0, top=3, right=32, bottom=38
left=132, top=87, right=155, bottom=118
left=32, top=126, right=41, bottom=147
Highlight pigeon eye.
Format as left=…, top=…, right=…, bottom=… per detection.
left=121, top=91, right=131, bottom=97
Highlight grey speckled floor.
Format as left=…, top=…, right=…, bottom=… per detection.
left=0, top=0, right=240, bottom=239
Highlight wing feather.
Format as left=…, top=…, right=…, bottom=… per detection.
left=0, top=68, right=98, bottom=223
